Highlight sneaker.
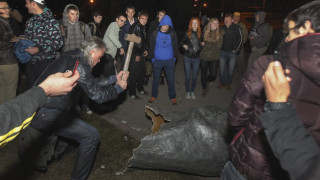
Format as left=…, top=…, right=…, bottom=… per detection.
left=148, top=97, right=156, bottom=103
left=191, top=92, right=196, bottom=100
left=82, top=105, right=92, bottom=115
left=171, top=98, right=177, bottom=105
left=139, top=90, right=148, bottom=95
left=186, top=92, right=191, bottom=99
left=217, top=84, right=224, bottom=89
left=130, top=95, right=140, bottom=99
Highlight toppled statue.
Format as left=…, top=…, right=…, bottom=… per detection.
left=126, top=105, right=229, bottom=176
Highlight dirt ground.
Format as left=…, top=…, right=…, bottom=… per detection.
left=0, top=51, right=243, bottom=179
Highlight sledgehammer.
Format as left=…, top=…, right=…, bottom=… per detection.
left=122, top=34, right=141, bottom=80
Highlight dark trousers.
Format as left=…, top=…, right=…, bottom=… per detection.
left=200, top=59, right=219, bottom=89
left=31, top=108, right=100, bottom=180
left=25, top=59, right=55, bottom=88
left=151, top=59, right=176, bottom=99
left=128, top=56, right=146, bottom=96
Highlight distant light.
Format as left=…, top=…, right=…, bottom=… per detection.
left=194, top=4, right=197, bottom=7
left=203, top=3, right=207, bottom=7
left=195, top=0, right=198, bottom=2
left=90, top=0, right=94, bottom=3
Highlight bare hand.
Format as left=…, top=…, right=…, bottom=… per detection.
left=183, top=45, right=188, bottom=50
left=119, top=48, right=125, bottom=55
left=201, top=42, right=205, bottom=46
left=11, top=36, right=26, bottom=43
left=116, top=71, right=129, bottom=89
left=143, top=50, right=148, bottom=57
left=25, top=46, right=39, bottom=55
left=249, top=35, right=255, bottom=40
left=39, top=70, right=80, bottom=96
left=262, top=61, right=292, bottom=102
left=135, top=56, right=141, bottom=61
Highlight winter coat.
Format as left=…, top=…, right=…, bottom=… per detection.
left=61, top=4, right=92, bottom=52
left=180, top=30, right=202, bottom=58
left=200, top=29, right=224, bottom=61
left=30, top=48, right=123, bottom=130
left=128, top=21, right=148, bottom=56
left=249, top=11, right=272, bottom=49
left=260, top=105, right=320, bottom=180
left=103, top=21, right=122, bottom=58
left=24, top=8, right=63, bottom=62
left=0, top=16, right=17, bottom=65
left=228, top=33, right=320, bottom=180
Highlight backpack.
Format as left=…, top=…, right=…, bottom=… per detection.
left=88, top=22, right=97, bottom=36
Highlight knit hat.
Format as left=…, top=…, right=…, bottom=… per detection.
left=233, top=12, right=240, bottom=16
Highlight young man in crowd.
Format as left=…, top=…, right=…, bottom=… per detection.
left=127, top=11, right=149, bottom=99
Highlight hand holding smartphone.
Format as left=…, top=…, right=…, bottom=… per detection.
left=72, top=60, right=79, bottom=76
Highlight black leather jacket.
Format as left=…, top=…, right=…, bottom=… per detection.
left=128, top=21, right=148, bottom=56
left=34, top=48, right=121, bottom=111
left=0, top=16, right=17, bottom=65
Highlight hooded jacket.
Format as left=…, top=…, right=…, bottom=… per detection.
left=0, top=16, right=17, bottom=65
left=249, top=11, right=272, bottom=49
left=24, top=8, right=63, bottom=62
left=149, top=15, right=178, bottom=61
left=228, top=33, right=320, bottom=179
left=62, top=4, right=92, bottom=52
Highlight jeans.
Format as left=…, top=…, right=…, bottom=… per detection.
left=220, top=161, right=247, bottom=180
left=31, top=108, right=100, bottom=180
left=152, top=59, right=176, bottom=99
left=219, top=51, right=238, bottom=85
left=200, top=60, right=219, bottom=89
left=128, top=56, right=146, bottom=96
left=184, top=56, right=200, bottom=93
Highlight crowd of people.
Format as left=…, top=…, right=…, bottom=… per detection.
left=0, top=0, right=319, bottom=179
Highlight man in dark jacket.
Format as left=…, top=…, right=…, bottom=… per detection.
left=127, top=10, right=149, bottom=99
left=0, top=0, right=19, bottom=104
left=218, top=13, right=242, bottom=90
left=227, top=1, right=320, bottom=179
left=88, top=10, right=103, bottom=38
left=19, top=37, right=128, bottom=180
left=148, top=15, right=179, bottom=105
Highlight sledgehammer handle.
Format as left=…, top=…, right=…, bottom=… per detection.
left=122, top=42, right=134, bottom=80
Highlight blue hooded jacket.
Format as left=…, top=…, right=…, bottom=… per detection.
left=154, top=15, right=175, bottom=61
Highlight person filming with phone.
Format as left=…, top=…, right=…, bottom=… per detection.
left=221, top=1, right=320, bottom=179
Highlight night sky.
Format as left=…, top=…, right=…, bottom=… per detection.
left=8, top=0, right=311, bottom=31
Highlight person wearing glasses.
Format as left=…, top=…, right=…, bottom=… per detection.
left=0, top=0, right=19, bottom=104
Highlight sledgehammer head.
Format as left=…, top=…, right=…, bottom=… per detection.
left=125, top=34, right=141, bottom=44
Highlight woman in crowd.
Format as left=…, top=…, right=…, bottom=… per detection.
left=180, top=17, right=202, bottom=99
left=199, top=17, right=224, bottom=97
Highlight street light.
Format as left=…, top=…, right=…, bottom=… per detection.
left=90, top=0, right=94, bottom=16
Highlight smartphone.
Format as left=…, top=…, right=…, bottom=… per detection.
left=274, top=50, right=286, bottom=74
left=72, top=60, right=79, bottom=76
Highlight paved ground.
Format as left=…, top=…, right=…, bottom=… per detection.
left=103, top=52, right=242, bottom=140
